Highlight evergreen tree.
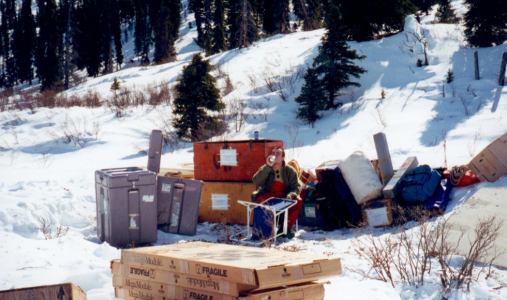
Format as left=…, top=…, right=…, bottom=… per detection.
left=1, top=0, right=17, bottom=86
left=464, top=0, right=507, bottom=47
left=335, top=0, right=416, bottom=41
left=226, top=0, right=240, bottom=49
left=211, top=0, right=226, bottom=54
left=435, top=0, right=457, bottom=23
left=167, top=0, right=182, bottom=41
left=112, top=0, right=124, bottom=69
left=306, top=0, right=323, bottom=30
left=13, top=0, right=36, bottom=85
left=73, top=0, right=103, bottom=77
left=36, top=0, right=63, bottom=90
left=172, top=53, right=225, bottom=141
left=190, top=0, right=205, bottom=46
left=295, top=65, right=326, bottom=128
left=154, top=6, right=176, bottom=63
left=411, top=0, right=434, bottom=15
left=134, top=0, right=151, bottom=64
left=237, top=0, right=259, bottom=48
left=314, top=4, right=366, bottom=109
left=263, top=0, right=290, bottom=35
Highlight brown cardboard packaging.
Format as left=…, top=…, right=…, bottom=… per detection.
left=113, top=275, right=235, bottom=300
left=0, top=283, right=87, bottom=300
left=382, top=157, right=419, bottom=199
left=113, top=276, right=326, bottom=300
left=468, top=133, right=507, bottom=182
left=111, top=259, right=255, bottom=296
left=121, top=242, right=342, bottom=289
left=199, top=182, right=257, bottom=225
left=239, top=281, right=326, bottom=300
left=361, top=199, right=394, bottom=227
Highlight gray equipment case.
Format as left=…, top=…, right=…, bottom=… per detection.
left=96, top=167, right=157, bottom=247
left=147, top=130, right=163, bottom=174
left=157, top=176, right=203, bottom=235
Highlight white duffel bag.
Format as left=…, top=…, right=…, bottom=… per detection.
left=339, top=151, right=383, bottom=204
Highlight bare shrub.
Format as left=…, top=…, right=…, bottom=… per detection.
left=150, top=108, right=184, bottom=153
left=246, top=73, right=259, bottom=93
left=352, top=207, right=505, bottom=292
left=214, top=59, right=227, bottom=79
left=459, top=94, right=470, bottom=116
left=223, top=76, right=235, bottom=96
left=36, top=216, right=69, bottom=240
left=467, top=127, right=482, bottom=157
left=147, top=81, right=171, bottom=106
left=284, top=124, right=304, bottom=158
left=228, top=97, right=249, bottom=132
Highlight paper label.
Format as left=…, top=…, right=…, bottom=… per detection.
left=220, top=149, right=237, bottom=166
left=304, top=207, right=316, bottom=218
left=161, top=182, right=172, bottom=193
left=211, top=194, right=229, bottom=210
left=142, top=195, right=154, bottom=202
left=366, top=207, right=389, bottom=226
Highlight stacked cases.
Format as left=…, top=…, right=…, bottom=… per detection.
left=112, top=241, right=342, bottom=300
left=194, top=140, right=283, bottom=226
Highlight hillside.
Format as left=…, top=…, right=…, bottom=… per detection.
left=1, top=0, right=507, bottom=299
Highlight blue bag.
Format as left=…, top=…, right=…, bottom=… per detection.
left=401, top=165, right=442, bottom=202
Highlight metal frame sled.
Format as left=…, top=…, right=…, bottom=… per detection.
left=231, top=197, right=297, bottom=245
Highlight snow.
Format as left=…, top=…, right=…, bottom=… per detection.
left=1, top=1, right=507, bottom=299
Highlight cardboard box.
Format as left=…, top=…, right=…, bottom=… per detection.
left=111, top=259, right=255, bottom=296
left=114, top=275, right=235, bottom=300
left=199, top=182, right=257, bottom=225
left=468, top=133, right=507, bottom=182
left=315, top=160, right=341, bottom=182
left=0, top=283, right=87, bottom=300
left=239, top=281, right=326, bottom=300
left=361, top=199, right=394, bottom=227
left=121, top=242, right=342, bottom=289
left=382, top=157, right=419, bottom=199
left=114, top=277, right=326, bottom=300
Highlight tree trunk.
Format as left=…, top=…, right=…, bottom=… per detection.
left=498, top=52, right=507, bottom=86
left=474, top=51, right=479, bottom=80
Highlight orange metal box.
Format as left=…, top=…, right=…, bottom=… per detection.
left=193, top=139, right=283, bottom=182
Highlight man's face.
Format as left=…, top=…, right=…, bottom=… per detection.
left=271, top=149, right=284, bottom=164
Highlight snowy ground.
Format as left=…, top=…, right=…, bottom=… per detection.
left=1, top=1, right=507, bottom=299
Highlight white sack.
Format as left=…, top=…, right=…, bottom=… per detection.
left=340, top=151, right=383, bottom=204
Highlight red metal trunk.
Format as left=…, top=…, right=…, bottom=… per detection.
left=193, top=139, right=283, bottom=182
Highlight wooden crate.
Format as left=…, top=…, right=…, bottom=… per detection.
left=361, top=199, right=394, bottom=227
left=199, top=182, right=257, bottom=225
left=0, top=283, right=86, bottom=300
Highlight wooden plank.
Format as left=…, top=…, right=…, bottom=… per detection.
left=0, top=283, right=86, bottom=300
left=199, top=182, right=257, bottom=225
left=474, top=51, right=480, bottom=80
left=373, top=132, right=394, bottom=186
left=498, top=52, right=507, bottom=86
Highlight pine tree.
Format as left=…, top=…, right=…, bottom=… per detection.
left=172, top=53, right=225, bottom=142
left=314, top=4, right=367, bottom=109
left=154, top=6, right=176, bottom=64
left=411, top=0, right=434, bottom=15
left=134, top=0, right=151, bottom=64
left=167, top=0, right=182, bottom=42
left=464, top=0, right=507, bottom=47
left=36, top=0, right=63, bottom=90
left=226, top=0, right=240, bottom=49
left=306, top=0, right=323, bottom=30
left=263, top=0, right=290, bottom=35
left=446, top=68, right=454, bottom=83
left=237, top=0, right=259, bottom=48
left=295, top=65, right=326, bottom=128
left=13, top=0, right=36, bottom=85
left=435, top=0, right=457, bottom=23
left=211, top=0, right=226, bottom=54
left=1, top=0, right=17, bottom=87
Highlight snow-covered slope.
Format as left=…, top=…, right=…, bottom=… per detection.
left=1, top=1, right=507, bottom=299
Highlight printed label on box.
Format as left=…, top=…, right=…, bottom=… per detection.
left=366, top=207, right=389, bottom=226
left=304, top=207, right=316, bottom=218
left=142, top=195, right=154, bottom=202
left=161, top=182, right=172, bottom=193
left=211, top=194, right=229, bottom=210
left=220, top=149, right=237, bottom=166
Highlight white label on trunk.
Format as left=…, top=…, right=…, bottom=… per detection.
left=366, top=207, right=389, bottom=227
left=142, top=195, right=154, bottom=202
left=220, top=149, right=237, bottom=166
left=211, top=194, right=229, bottom=210
left=161, top=182, right=172, bottom=193
left=171, top=202, right=181, bottom=226
left=304, top=207, right=316, bottom=218
left=130, top=216, right=138, bottom=229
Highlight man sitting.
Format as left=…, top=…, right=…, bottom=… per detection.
left=251, top=146, right=302, bottom=238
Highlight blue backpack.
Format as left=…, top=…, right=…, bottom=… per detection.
left=401, top=165, right=442, bottom=202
